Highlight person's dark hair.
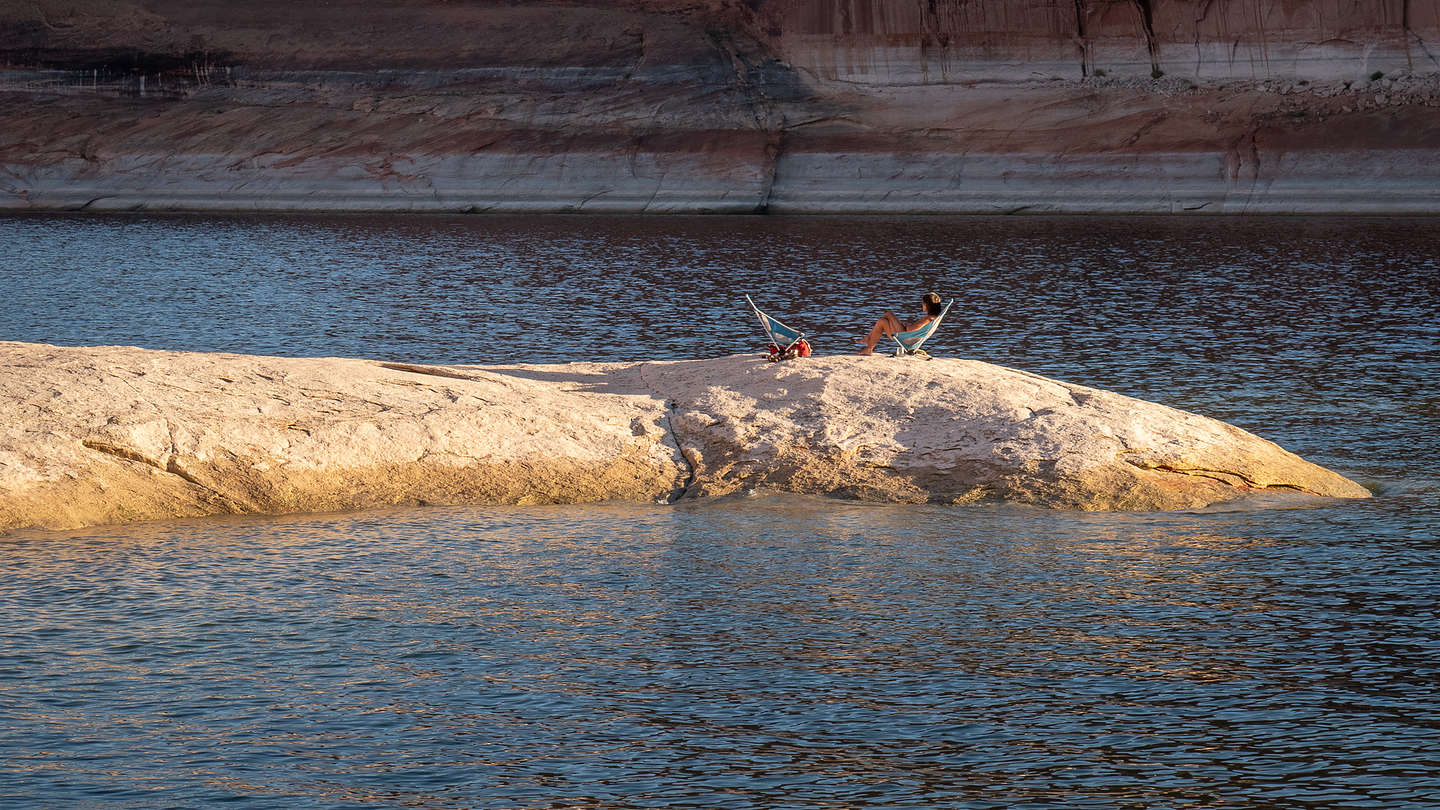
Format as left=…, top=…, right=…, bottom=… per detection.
left=922, top=292, right=943, bottom=317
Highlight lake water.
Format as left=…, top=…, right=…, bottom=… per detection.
left=2, top=214, right=1438, bottom=807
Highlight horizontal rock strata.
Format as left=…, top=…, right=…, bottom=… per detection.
left=0, top=342, right=1368, bottom=532
left=1, top=0, right=1438, bottom=214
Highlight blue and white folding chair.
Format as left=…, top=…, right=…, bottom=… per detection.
left=745, top=295, right=808, bottom=361
left=891, top=298, right=954, bottom=357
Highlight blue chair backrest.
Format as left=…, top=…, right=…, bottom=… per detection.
left=893, top=299, right=954, bottom=353
left=746, top=295, right=805, bottom=348
left=761, top=313, right=802, bottom=344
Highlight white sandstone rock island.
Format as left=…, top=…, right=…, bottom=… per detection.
left=0, top=341, right=1369, bottom=532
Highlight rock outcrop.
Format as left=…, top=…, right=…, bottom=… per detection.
left=1, top=0, right=1438, bottom=213
left=0, top=341, right=1368, bottom=532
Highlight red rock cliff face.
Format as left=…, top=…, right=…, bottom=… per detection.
left=755, top=0, right=1440, bottom=79
left=0, top=0, right=742, bottom=69
left=1, top=0, right=1438, bottom=213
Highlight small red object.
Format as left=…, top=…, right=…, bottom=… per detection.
left=765, top=339, right=812, bottom=361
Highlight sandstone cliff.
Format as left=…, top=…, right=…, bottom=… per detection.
left=0, top=341, right=1369, bottom=533
left=1, top=0, right=1438, bottom=212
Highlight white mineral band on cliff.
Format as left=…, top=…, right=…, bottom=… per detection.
left=0, top=341, right=1368, bottom=532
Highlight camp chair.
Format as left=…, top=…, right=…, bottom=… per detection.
left=745, top=295, right=808, bottom=360
left=891, top=298, right=954, bottom=357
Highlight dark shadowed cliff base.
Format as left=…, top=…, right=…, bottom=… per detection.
left=3, top=0, right=1440, bottom=214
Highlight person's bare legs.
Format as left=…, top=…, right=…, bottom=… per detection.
left=858, top=312, right=903, bottom=355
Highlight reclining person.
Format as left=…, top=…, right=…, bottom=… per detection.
left=857, top=292, right=945, bottom=355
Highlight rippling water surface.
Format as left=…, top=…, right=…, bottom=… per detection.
left=2, top=214, right=1439, bottom=807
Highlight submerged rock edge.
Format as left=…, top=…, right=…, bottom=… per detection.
left=0, top=342, right=1368, bottom=533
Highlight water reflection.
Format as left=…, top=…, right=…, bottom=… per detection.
left=2, top=498, right=1437, bottom=807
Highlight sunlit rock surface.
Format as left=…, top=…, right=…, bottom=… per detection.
left=0, top=342, right=1368, bottom=532
left=1, top=1, right=1438, bottom=213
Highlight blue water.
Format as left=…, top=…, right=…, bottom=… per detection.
left=2, top=213, right=1439, bottom=807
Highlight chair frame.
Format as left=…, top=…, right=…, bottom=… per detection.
left=745, top=295, right=807, bottom=360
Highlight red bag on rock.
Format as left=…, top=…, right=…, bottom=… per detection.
left=766, top=339, right=812, bottom=361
